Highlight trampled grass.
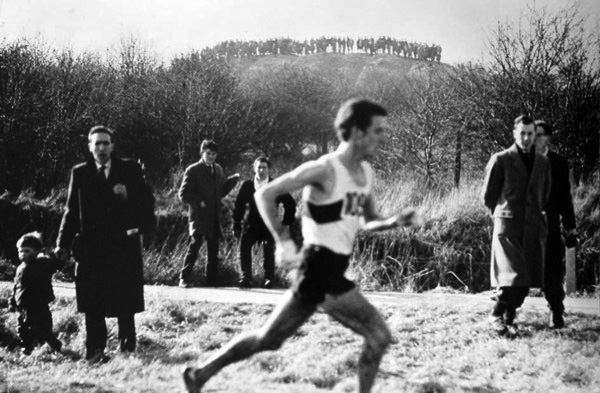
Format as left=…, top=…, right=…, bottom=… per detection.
left=1, top=286, right=599, bottom=392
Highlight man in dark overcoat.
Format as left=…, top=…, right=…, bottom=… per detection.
left=55, top=125, right=153, bottom=362
left=534, top=120, right=578, bottom=328
left=178, top=140, right=239, bottom=287
left=482, top=115, right=551, bottom=336
left=232, top=156, right=296, bottom=288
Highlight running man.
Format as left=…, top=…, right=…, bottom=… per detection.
left=184, top=98, right=419, bottom=393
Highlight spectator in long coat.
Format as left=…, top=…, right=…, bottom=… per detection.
left=178, top=140, right=239, bottom=287
left=534, top=120, right=578, bottom=328
left=55, top=125, right=154, bottom=362
left=482, top=115, right=551, bottom=337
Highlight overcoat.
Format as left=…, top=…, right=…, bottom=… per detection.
left=482, top=144, right=551, bottom=288
left=179, top=160, right=238, bottom=239
left=546, top=151, right=576, bottom=235
left=57, top=157, right=150, bottom=316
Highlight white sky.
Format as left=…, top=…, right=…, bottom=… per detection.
left=0, top=0, right=598, bottom=65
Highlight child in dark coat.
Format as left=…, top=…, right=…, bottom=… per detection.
left=9, top=232, right=67, bottom=354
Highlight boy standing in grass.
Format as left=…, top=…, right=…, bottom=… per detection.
left=10, top=232, right=67, bottom=355
left=184, top=98, right=419, bottom=393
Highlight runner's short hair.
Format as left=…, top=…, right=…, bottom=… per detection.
left=334, top=98, right=387, bottom=141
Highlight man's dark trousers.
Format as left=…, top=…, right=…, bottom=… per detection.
left=544, top=231, right=566, bottom=314
left=181, top=233, right=219, bottom=285
left=85, top=312, right=136, bottom=355
left=239, top=230, right=274, bottom=283
left=492, top=286, right=530, bottom=324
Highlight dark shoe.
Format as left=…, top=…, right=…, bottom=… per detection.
left=86, top=349, right=110, bottom=364
left=504, top=308, right=516, bottom=326
left=550, top=311, right=565, bottom=329
left=488, top=315, right=507, bottom=336
left=505, top=324, right=520, bottom=338
left=20, top=346, right=33, bottom=356
left=120, top=339, right=136, bottom=353
left=262, top=279, right=273, bottom=289
left=47, top=338, right=62, bottom=352
left=179, top=279, right=191, bottom=288
left=183, top=366, right=207, bottom=393
left=238, top=279, right=251, bottom=288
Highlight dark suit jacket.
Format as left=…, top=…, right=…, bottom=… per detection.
left=56, top=157, right=147, bottom=316
left=546, top=151, right=576, bottom=235
left=482, top=144, right=551, bottom=287
left=179, top=160, right=238, bottom=239
left=233, top=178, right=296, bottom=239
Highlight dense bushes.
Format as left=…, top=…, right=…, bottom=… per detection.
left=2, top=6, right=598, bottom=195
left=1, top=177, right=597, bottom=293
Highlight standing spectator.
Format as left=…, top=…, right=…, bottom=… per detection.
left=55, top=125, right=154, bottom=362
left=482, top=115, right=551, bottom=337
left=10, top=232, right=66, bottom=355
left=535, top=120, right=578, bottom=328
left=232, top=157, right=296, bottom=288
left=178, top=140, right=239, bottom=288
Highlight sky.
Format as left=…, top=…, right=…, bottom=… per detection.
left=0, top=0, right=598, bottom=65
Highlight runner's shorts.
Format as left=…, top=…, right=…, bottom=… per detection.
left=291, top=245, right=355, bottom=304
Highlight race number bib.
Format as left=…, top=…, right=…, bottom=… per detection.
left=343, top=192, right=367, bottom=217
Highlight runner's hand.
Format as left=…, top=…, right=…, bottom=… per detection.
left=275, top=239, right=300, bottom=270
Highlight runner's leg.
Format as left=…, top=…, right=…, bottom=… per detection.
left=184, top=290, right=317, bottom=392
left=320, top=289, right=393, bottom=393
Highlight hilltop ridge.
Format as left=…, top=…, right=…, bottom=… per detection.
left=229, top=53, right=456, bottom=85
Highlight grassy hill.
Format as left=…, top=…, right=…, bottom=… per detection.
left=229, top=53, right=455, bottom=86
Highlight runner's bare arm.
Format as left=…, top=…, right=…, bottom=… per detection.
left=255, top=160, right=329, bottom=244
left=361, top=194, right=418, bottom=232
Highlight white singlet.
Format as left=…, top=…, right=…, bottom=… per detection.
left=301, top=154, right=374, bottom=255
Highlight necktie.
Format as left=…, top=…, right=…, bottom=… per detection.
left=210, top=165, right=214, bottom=176
left=99, top=165, right=107, bottom=181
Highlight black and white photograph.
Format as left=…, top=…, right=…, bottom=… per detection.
left=0, top=0, right=599, bottom=392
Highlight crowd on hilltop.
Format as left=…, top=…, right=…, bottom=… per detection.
left=200, top=36, right=442, bottom=62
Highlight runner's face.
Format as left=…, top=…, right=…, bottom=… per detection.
left=357, top=115, right=387, bottom=158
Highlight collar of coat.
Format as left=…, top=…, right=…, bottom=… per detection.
left=508, top=144, right=546, bottom=182
left=87, top=156, right=122, bottom=173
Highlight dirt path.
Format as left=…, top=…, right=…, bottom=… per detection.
left=2, top=280, right=597, bottom=316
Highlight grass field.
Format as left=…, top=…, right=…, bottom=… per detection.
left=1, top=285, right=599, bottom=393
